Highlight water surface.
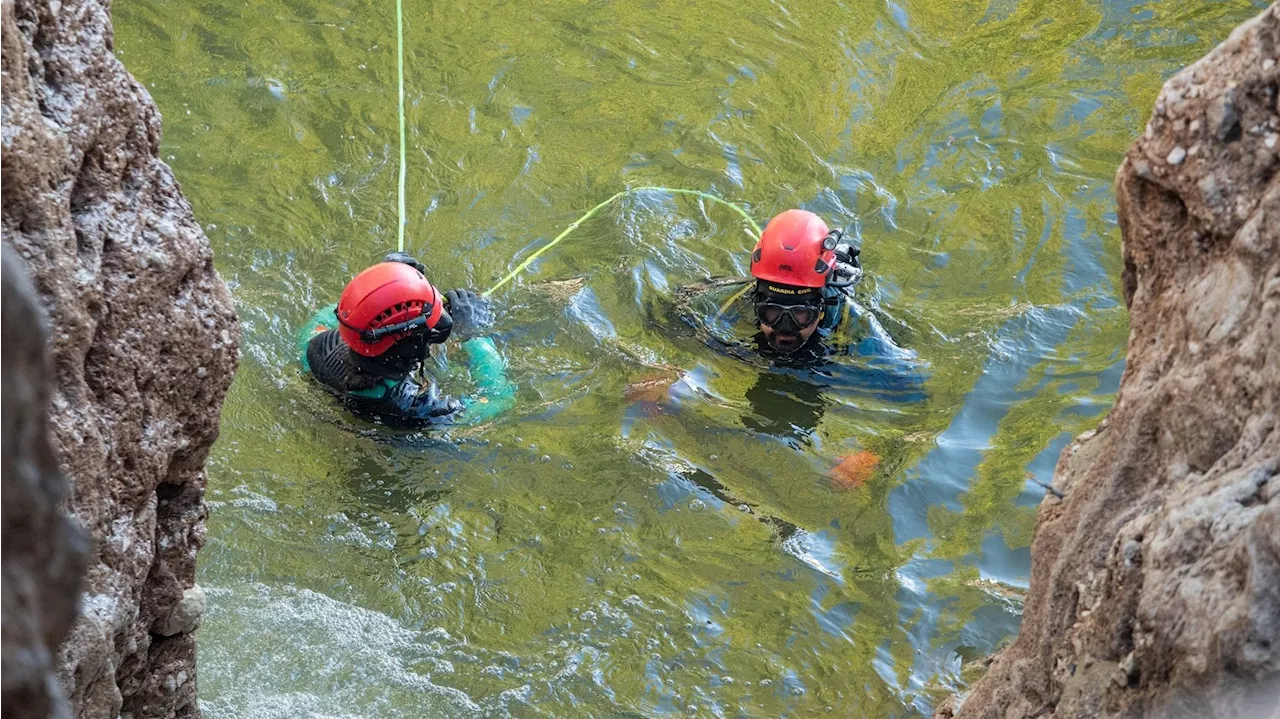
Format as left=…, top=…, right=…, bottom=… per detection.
left=114, top=0, right=1263, bottom=715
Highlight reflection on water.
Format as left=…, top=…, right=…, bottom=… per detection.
left=115, top=0, right=1262, bottom=715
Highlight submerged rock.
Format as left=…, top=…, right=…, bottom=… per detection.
left=944, top=5, right=1279, bottom=717
left=1, top=0, right=239, bottom=716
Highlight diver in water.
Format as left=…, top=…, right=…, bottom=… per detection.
left=677, top=208, right=926, bottom=442
left=746, top=209, right=864, bottom=360
left=301, top=252, right=513, bottom=426
left=674, top=207, right=924, bottom=376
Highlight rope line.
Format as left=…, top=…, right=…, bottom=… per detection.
left=395, top=0, right=407, bottom=252
left=483, top=187, right=762, bottom=297
left=390, top=12, right=756, bottom=288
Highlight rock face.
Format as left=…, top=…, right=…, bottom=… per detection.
left=1, top=0, right=239, bottom=716
left=2, top=247, right=90, bottom=719
left=945, top=5, right=1279, bottom=718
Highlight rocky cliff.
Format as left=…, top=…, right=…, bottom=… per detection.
left=2, top=248, right=90, bottom=719
left=1, top=0, right=239, bottom=716
left=942, top=5, right=1279, bottom=717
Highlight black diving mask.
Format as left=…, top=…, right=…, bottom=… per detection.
left=755, top=302, right=821, bottom=333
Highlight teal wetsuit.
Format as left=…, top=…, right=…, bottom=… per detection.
left=299, top=304, right=515, bottom=426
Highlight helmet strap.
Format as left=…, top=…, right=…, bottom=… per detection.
left=335, top=305, right=449, bottom=346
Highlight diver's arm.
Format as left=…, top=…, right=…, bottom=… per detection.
left=376, top=337, right=513, bottom=425
left=436, top=288, right=514, bottom=423
left=456, top=337, right=516, bottom=424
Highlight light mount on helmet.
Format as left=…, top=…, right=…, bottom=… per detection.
left=824, top=230, right=863, bottom=290
left=821, top=229, right=840, bottom=252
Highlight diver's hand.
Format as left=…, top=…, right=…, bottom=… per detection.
left=383, top=251, right=427, bottom=275
left=445, top=289, right=494, bottom=341
left=390, top=377, right=463, bottom=421
left=426, top=396, right=464, bottom=418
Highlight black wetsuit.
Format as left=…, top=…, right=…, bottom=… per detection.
left=306, top=325, right=463, bottom=426
left=672, top=281, right=928, bottom=444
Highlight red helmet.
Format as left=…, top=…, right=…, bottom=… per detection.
left=336, top=262, right=444, bottom=357
left=750, top=209, right=837, bottom=289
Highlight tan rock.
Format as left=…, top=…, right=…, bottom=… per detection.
left=942, top=5, right=1279, bottom=717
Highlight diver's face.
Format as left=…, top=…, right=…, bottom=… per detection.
left=757, top=302, right=821, bottom=352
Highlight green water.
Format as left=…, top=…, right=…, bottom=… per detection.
left=114, top=0, right=1263, bottom=715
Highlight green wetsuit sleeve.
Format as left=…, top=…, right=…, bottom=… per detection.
left=457, top=337, right=515, bottom=424
left=299, top=303, right=340, bottom=374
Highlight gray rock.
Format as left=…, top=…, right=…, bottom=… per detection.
left=1, top=247, right=90, bottom=719
left=1212, top=88, right=1243, bottom=142
left=1, top=0, right=239, bottom=716
left=155, top=586, right=207, bottom=638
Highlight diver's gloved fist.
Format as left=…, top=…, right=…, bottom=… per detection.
left=444, top=289, right=494, bottom=341
left=383, top=251, right=427, bottom=275
left=427, top=396, right=464, bottom=418
left=391, top=377, right=463, bottom=421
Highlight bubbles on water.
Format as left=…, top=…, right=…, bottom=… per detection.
left=688, top=499, right=706, bottom=512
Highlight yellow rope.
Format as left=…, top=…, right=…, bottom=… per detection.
left=395, top=0, right=407, bottom=251
left=484, top=187, right=762, bottom=297
left=715, top=282, right=753, bottom=320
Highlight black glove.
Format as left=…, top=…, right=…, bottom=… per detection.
left=383, top=251, right=427, bottom=275
left=444, top=289, right=494, bottom=341
left=389, top=377, right=463, bottom=421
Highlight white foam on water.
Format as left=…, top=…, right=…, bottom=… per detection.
left=199, top=582, right=485, bottom=719
left=220, top=485, right=279, bottom=512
